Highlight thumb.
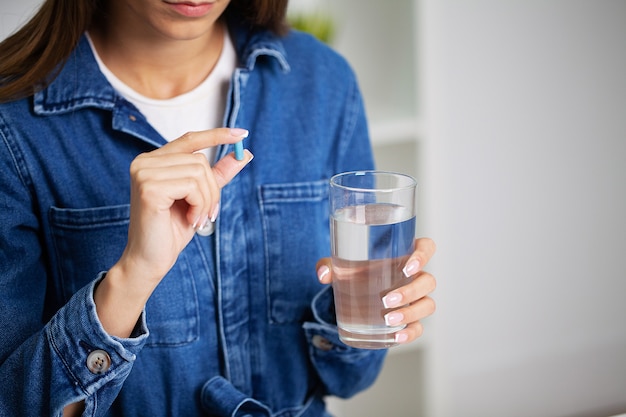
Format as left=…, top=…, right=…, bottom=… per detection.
left=212, top=149, right=254, bottom=189
left=316, top=257, right=332, bottom=284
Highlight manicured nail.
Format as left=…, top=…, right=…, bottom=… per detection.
left=403, top=260, right=420, bottom=278
left=199, top=216, right=211, bottom=230
left=192, top=216, right=201, bottom=229
left=230, top=128, right=249, bottom=138
left=317, top=265, right=330, bottom=282
left=384, top=312, right=404, bottom=327
left=192, top=214, right=209, bottom=229
left=382, top=292, right=403, bottom=309
left=210, top=202, right=220, bottom=223
left=395, top=332, right=409, bottom=344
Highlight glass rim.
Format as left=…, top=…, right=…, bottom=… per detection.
left=330, top=170, right=417, bottom=193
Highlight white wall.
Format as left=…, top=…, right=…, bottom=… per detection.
left=420, top=1, right=626, bottom=416
left=0, top=0, right=40, bottom=39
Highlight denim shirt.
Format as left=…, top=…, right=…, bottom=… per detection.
left=0, top=21, right=387, bottom=417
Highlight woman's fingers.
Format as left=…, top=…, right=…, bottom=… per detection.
left=402, top=237, right=437, bottom=277
left=211, top=149, right=254, bottom=190
left=316, top=258, right=332, bottom=284
left=382, top=269, right=437, bottom=308
left=131, top=131, right=253, bottom=228
left=392, top=320, right=425, bottom=345
left=316, top=236, right=438, bottom=345
left=383, top=292, right=436, bottom=327
left=381, top=270, right=436, bottom=343
left=130, top=152, right=216, bottom=227
left=385, top=268, right=436, bottom=344
left=190, top=150, right=253, bottom=226
left=154, top=128, right=249, bottom=156
left=317, top=238, right=437, bottom=287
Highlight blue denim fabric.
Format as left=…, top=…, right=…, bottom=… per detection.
left=0, top=21, right=386, bottom=417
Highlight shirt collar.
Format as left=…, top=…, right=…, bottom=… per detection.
left=229, top=19, right=291, bottom=73
left=34, top=23, right=290, bottom=116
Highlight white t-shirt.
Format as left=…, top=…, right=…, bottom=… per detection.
left=86, top=31, right=237, bottom=162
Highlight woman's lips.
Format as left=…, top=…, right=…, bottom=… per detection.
left=165, top=1, right=215, bottom=18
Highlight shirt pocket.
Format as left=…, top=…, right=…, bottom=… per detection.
left=49, top=205, right=199, bottom=346
left=258, top=180, right=330, bottom=324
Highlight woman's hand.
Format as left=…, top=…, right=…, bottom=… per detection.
left=95, top=128, right=253, bottom=337
left=121, top=128, right=252, bottom=282
left=316, top=238, right=437, bottom=345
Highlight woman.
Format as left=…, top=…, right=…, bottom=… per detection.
left=0, top=0, right=436, bottom=416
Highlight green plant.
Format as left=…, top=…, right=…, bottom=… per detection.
left=288, top=12, right=335, bottom=44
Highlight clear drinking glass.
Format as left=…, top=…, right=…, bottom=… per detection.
left=330, top=171, right=417, bottom=349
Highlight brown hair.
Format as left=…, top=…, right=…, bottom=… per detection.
left=0, top=0, right=289, bottom=103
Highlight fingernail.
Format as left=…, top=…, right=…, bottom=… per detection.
left=192, top=214, right=209, bottom=229
left=192, top=216, right=202, bottom=229
left=384, top=312, right=404, bottom=327
left=230, top=128, right=249, bottom=138
left=403, top=260, right=420, bottom=278
left=199, top=215, right=211, bottom=230
left=395, top=332, right=409, bottom=344
left=382, top=292, right=403, bottom=309
left=317, top=265, right=330, bottom=282
left=210, top=202, right=220, bottom=223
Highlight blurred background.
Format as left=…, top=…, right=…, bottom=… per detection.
left=3, top=1, right=625, bottom=416
left=289, top=1, right=626, bottom=416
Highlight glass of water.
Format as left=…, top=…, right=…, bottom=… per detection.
left=330, top=171, right=417, bottom=349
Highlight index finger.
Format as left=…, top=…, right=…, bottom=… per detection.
left=155, top=128, right=249, bottom=155
left=403, top=238, right=436, bottom=277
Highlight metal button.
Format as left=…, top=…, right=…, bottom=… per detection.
left=86, top=349, right=111, bottom=374
left=312, top=335, right=334, bottom=351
